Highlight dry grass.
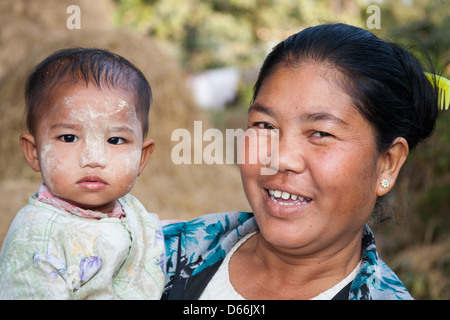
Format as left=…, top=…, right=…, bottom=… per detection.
left=388, top=239, right=450, bottom=299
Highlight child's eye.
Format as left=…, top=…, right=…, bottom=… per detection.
left=59, top=135, right=78, bottom=143
left=107, top=137, right=125, bottom=145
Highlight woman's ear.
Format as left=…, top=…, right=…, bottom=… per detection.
left=376, top=137, right=409, bottom=197
left=20, top=133, right=41, bottom=172
left=138, top=138, right=155, bottom=176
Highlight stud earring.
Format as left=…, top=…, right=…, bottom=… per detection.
left=381, top=179, right=390, bottom=189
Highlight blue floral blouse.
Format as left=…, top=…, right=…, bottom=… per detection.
left=162, top=211, right=412, bottom=300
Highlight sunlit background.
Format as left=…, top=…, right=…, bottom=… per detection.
left=0, top=0, right=448, bottom=299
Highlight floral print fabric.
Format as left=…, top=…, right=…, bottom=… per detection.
left=163, top=211, right=412, bottom=300
left=0, top=193, right=165, bottom=299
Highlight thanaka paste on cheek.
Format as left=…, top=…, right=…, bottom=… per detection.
left=39, top=142, right=62, bottom=192
left=108, top=147, right=142, bottom=192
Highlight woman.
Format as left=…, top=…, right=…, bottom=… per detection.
left=162, top=23, right=442, bottom=300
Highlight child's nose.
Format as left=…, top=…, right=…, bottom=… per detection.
left=80, top=138, right=107, bottom=168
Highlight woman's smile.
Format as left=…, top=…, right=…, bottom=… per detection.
left=260, top=185, right=314, bottom=218
left=268, top=189, right=312, bottom=205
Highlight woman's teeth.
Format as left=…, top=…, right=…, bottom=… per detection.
left=268, top=189, right=311, bottom=205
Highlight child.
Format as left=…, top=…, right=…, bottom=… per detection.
left=0, top=48, right=165, bottom=299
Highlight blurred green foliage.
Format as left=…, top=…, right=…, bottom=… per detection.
left=114, top=0, right=449, bottom=299
left=114, top=0, right=449, bottom=72
left=114, top=0, right=363, bottom=70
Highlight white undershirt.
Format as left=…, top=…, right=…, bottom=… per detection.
left=199, top=232, right=361, bottom=300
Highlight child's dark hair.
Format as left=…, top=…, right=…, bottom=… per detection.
left=25, top=47, right=152, bottom=137
left=252, top=23, right=439, bottom=222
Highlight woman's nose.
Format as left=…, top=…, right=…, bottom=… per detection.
left=276, top=136, right=306, bottom=174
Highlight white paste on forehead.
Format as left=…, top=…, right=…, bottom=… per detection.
left=61, top=94, right=142, bottom=137
left=62, top=95, right=132, bottom=120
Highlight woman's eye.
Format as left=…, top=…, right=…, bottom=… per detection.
left=311, top=131, right=332, bottom=138
left=59, top=135, right=78, bottom=143
left=107, top=137, right=125, bottom=145
left=253, top=122, right=274, bottom=130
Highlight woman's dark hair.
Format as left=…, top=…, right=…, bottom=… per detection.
left=253, top=23, right=438, bottom=153
left=25, top=47, right=152, bottom=137
left=252, top=23, right=439, bottom=222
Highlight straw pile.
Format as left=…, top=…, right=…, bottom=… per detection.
left=0, top=0, right=250, bottom=246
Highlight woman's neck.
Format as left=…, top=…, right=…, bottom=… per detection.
left=229, top=229, right=363, bottom=299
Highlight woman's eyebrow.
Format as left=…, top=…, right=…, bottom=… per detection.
left=248, top=104, right=276, bottom=117
left=249, top=104, right=349, bottom=126
left=300, top=111, right=349, bottom=127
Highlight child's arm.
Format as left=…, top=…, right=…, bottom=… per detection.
left=0, top=208, right=73, bottom=300
left=0, top=239, right=72, bottom=300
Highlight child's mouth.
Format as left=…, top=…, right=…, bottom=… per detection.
left=77, top=176, right=108, bottom=191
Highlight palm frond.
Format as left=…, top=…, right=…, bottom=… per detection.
left=425, top=72, right=450, bottom=111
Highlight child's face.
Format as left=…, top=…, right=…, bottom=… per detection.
left=22, top=83, right=154, bottom=213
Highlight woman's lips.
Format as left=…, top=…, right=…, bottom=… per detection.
left=267, top=189, right=312, bottom=205
left=77, top=176, right=108, bottom=191
left=263, top=188, right=313, bottom=217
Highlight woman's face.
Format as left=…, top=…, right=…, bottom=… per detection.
left=239, top=63, right=385, bottom=256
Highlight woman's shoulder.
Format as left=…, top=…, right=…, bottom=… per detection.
left=349, top=225, right=413, bottom=300
left=162, top=211, right=258, bottom=299
left=163, top=212, right=257, bottom=275
left=164, top=211, right=256, bottom=247
left=163, top=211, right=256, bottom=243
